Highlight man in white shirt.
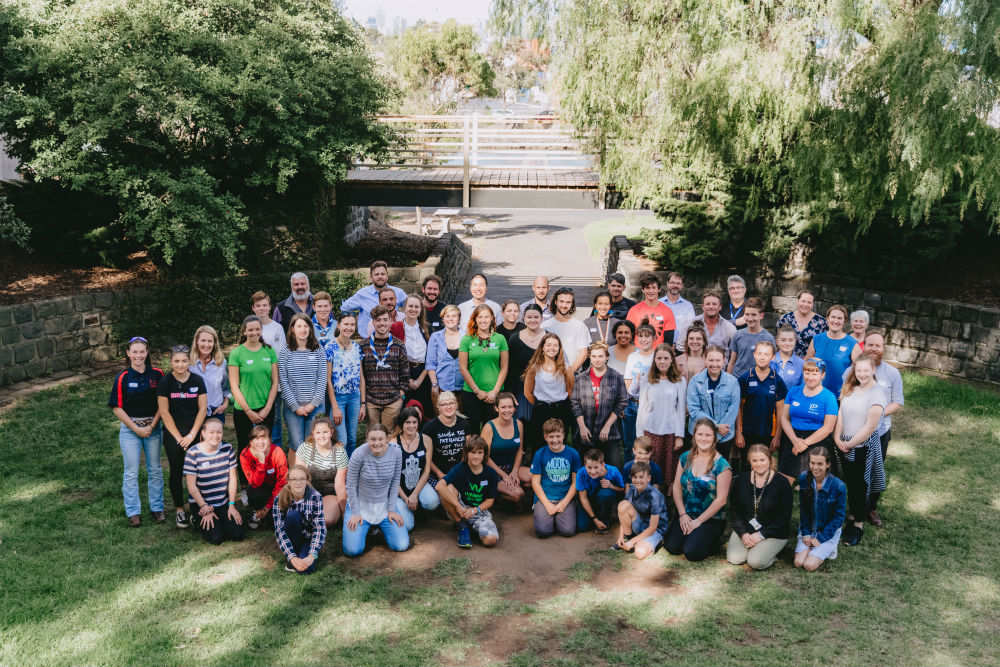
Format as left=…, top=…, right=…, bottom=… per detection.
left=542, top=288, right=591, bottom=372
left=340, top=260, right=408, bottom=337
left=659, top=271, right=696, bottom=342
left=458, top=273, right=502, bottom=331
left=519, top=275, right=553, bottom=322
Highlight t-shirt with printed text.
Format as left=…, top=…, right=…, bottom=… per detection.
left=444, top=462, right=499, bottom=507
left=227, top=344, right=278, bottom=411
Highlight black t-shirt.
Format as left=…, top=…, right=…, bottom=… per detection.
left=157, top=372, right=207, bottom=432
left=506, top=334, right=538, bottom=397
left=444, top=462, right=498, bottom=507
left=425, top=301, right=446, bottom=333
left=108, top=366, right=164, bottom=418
left=422, top=416, right=471, bottom=477
left=497, top=321, right=526, bottom=343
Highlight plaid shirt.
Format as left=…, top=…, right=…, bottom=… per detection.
left=272, top=485, right=326, bottom=560
left=570, top=366, right=628, bottom=440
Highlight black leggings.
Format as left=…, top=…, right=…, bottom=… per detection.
left=843, top=446, right=869, bottom=521
left=162, top=429, right=192, bottom=509
left=190, top=503, right=246, bottom=545
left=529, top=399, right=575, bottom=453
left=460, top=390, right=493, bottom=434
left=233, top=408, right=276, bottom=481
left=665, top=517, right=725, bottom=562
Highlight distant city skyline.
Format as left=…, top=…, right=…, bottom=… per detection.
left=343, top=0, right=491, bottom=27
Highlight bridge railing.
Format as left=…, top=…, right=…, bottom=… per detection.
left=352, top=114, right=597, bottom=206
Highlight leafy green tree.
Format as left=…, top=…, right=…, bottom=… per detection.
left=0, top=0, right=394, bottom=270
left=488, top=38, right=546, bottom=109
left=492, top=0, right=1000, bottom=277
left=385, top=20, right=497, bottom=113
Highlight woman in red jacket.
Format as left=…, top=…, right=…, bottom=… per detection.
left=239, top=425, right=289, bottom=530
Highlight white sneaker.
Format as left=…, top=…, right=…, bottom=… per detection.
left=240, top=490, right=249, bottom=506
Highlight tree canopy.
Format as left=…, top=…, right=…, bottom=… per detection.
left=492, top=0, right=1000, bottom=277
left=384, top=20, right=497, bottom=113
left=0, top=0, right=394, bottom=270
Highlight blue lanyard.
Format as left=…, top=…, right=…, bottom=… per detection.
left=369, top=334, right=394, bottom=368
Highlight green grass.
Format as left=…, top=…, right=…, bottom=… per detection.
left=581, top=215, right=673, bottom=263
left=2, top=372, right=999, bottom=666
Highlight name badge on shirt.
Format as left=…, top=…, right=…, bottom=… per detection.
left=479, top=480, right=489, bottom=486
left=749, top=517, right=762, bottom=531
left=792, top=401, right=801, bottom=407
left=128, top=382, right=138, bottom=388
left=308, top=355, right=317, bottom=361
left=416, top=451, right=424, bottom=457
left=589, top=328, right=597, bottom=332
left=514, top=438, right=520, bottom=444
left=839, top=346, right=848, bottom=352
left=489, top=343, right=497, bottom=349
left=189, top=387, right=199, bottom=393
left=786, top=369, right=796, bottom=375
left=266, top=468, right=275, bottom=474
left=749, top=381, right=758, bottom=387
left=707, top=389, right=715, bottom=395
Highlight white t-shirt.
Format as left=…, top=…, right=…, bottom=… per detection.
left=624, top=350, right=654, bottom=397
left=458, top=299, right=503, bottom=332
left=260, top=320, right=286, bottom=352
left=541, top=317, right=591, bottom=368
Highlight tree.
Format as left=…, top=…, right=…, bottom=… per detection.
left=488, top=38, right=547, bottom=109
left=0, top=0, right=395, bottom=271
left=492, top=0, right=1000, bottom=277
left=384, top=20, right=497, bottom=113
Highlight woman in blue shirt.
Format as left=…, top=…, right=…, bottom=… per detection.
left=795, top=447, right=847, bottom=572
left=686, top=345, right=741, bottom=461
left=807, top=305, right=861, bottom=396
left=426, top=305, right=465, bottom=402
left=778, top=358, right=839, bottom=482
left=325, top=313, right=365, bottom=456
left=666, top=417, right=732, bottom=562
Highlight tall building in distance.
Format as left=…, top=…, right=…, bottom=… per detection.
left=376, top=9, right=386, bottom=32
left=392, top=16, right=407, bottom=35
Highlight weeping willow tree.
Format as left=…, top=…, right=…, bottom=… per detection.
left=492, top=0, right=1000, bottom=277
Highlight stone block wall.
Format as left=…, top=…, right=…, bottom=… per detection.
left=605, top=235, right=1000, bottom=383
left=0, top=234, right=471, bottom=387
left=343, top=205, right=371, bottom=246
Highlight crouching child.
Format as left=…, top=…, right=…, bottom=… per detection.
left=576, top=447, right=625, bottom=534
left=437, top=435, right=500, bottom=548
left=615, top=461, right=669, bottom=559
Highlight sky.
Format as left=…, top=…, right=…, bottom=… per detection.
left=342, top=0, right=492, bottom=26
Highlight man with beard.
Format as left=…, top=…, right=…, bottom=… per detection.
left=520, top=276, right=554, bottom=323
left=659, top=272, right=697, bottom=341
left=341, top=260, right=408, bottom=338
left=273, top=272, right=315, bottom=332
left=421, top=274, right=446, bottom=333
left=542, top=288, right=592, bottom=372
left=602, top=273, right=636, bottom=321
left=676, top=291, right=736, bottom=353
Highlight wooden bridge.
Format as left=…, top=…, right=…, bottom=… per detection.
left=339, top=114, right=611, bottom=209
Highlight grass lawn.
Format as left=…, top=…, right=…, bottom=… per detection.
left=581, top=215, right=671, bottom=263
left=2, top=372, right=999, bottom=666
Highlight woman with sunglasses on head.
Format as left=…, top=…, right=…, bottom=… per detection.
left=109, top=336, right=165, bottom=527
left=189, top=325, right=230, bottom=421
left=158, top=344, right=207, bottom=529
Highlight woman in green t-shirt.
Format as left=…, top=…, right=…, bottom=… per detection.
left=228, top=315, right=279, bottom=467
left=459, top=304, right=509, bottom=433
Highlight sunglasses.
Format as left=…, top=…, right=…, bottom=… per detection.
left=171, top=345, right=191, bottom=354
left=129, top=336, right=148, bottom=344
left=806, top=357, right=827, bottom=371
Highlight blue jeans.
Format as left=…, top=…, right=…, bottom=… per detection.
left=334, top=391, right=361, bottom=456
left=283, top=404, right=318, bottom=452
left=271, top=392, right=283, bottom=448
left=283, top=508, right=318, bottom=574
left=394, top=484, right=441, bottom=531
left=119, top=423, right=164, bottom=517
left=576, top=487, right=619, bottom=532
left=623, top=399, right=639, bottom=462
left=342, top=503, right=410, bottom=557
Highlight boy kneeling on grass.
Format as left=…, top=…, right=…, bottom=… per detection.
left=437, top=435, right=500, bottom=549
left=614, top=461, right=669, bottom=559
left=576, top=448, right=625, bottom=534
left=530, top=418, right=582, bottom=538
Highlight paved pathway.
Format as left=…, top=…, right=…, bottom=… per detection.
left=458, top=208, right=655, bottom=318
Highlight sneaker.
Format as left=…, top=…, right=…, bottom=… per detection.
left=285, top=563, right=296, bottom=572
left=248, top=514, right=260, bottom=530
left=595, top=525, right=610, bottom=535
left=175, top=509, right=190, bottom=529
left=240, top=490, right=249, bottom=507
left=844, top=525, right=863, bottom=547
left=457, top=525, right=472, bottom=549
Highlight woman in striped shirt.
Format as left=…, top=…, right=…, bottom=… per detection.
left=279, top=313, right=329, bottom=465
left=183, top=419, right=244, bottom=545
left=343, top=423, right=408, bottom=557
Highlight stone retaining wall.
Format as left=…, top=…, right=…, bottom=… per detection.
left=604, top=235, right=1000, bottom=383
left=0, top=233, right=472, bottom=386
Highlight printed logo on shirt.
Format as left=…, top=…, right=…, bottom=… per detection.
left=246, top=359, right=254, bottom=365
left=792, top=401, right=801, bottom=406
left=545, top=456, right=572, bottom=483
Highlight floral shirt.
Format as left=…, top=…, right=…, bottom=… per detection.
left=324, top=339, right=362, bottom=396
left=776, top=312, right=828, bottom=358
left=678, top=451, right=731, bottom=521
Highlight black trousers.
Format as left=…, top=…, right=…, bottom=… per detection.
left=162, top=428, right=194, bottom=508
left=842, top=446, right=869, bottom=521
left=869, top=430, right=891, bottom=511
left=529, top=399, right=575, bottom=453
left=232, top=408, right=276, bottom=482
left=246, top=482, right=276, bottom=512
left=190, top=503, right=246, bottom=545
left=460, top=390, right=493, bottom=435
left=665, top=517, right=725, bottom=562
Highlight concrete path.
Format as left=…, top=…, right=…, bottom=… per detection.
left=456, top=208, right=655, bottom=318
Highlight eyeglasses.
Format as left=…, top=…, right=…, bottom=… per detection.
left=288, top=477, right=308, bottom=483
left=171, top=345, right=190, bottom=353
left=129, top=336, right=148, bottom=344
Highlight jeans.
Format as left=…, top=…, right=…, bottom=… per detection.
left=334, top=391, right=362, bottom=456
left=119, top=423, right=164, bottom=517
left=283, top=405, right=319, bottom=452
left=282, top=508, right=318, bottom=574
left=342, top=503, right=410, bottom=556
left=623, top=400, right=639, bottom=463
left=576, top=488, right=618, bottom=532
left=394, top=484, right=442, bottom=531
left=190, top=502, right=245, bottom=545
left=271, top=392, right=283, bottom=448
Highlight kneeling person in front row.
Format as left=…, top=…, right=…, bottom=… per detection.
left=726, top=444, right=793, bottom=570
left=530, top=418, right=582, bottom=537
left=576, top=447, right=625, bottom=534
left=615, top=461, right=669, bottom=559
left=184, top=419, right=245, bottom=545
left=273, top=465, right=326, bottom=574
left=437, top=435, right=500, bottom=549
left=794, top=447, right=846, bottom=572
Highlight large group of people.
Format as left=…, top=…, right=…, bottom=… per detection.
left=109, top=264, right=904, bottom=573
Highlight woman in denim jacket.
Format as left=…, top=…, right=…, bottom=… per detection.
left=795, top=447, right=847, bottom=572
left=686, top=345, right=741, bottom=460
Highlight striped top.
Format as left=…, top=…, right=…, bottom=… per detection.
left=278, top=347, right=328, bottom=410
left=346, top=443, right=402, bottom=524
left=183, top=442, right=236, bottom=506
left=297, top=442, right=349, bottom=472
